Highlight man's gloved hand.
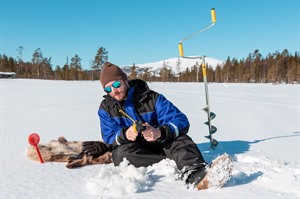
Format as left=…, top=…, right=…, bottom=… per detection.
left=82, top=141, right=109, bottom=158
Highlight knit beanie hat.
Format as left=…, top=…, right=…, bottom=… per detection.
left=100, top=62, right=128, bottom=88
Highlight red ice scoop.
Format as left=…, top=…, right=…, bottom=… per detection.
left=28, top=133, right=44, bottom=163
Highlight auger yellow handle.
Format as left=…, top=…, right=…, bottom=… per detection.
left=202, top=63, right=207, bottom=77
left=211, top=8, right=217, bottom=23
left=178, top=42, right=184, bottom=57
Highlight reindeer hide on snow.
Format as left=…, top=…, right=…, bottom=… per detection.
left=26, top=136, right=112, bottom=168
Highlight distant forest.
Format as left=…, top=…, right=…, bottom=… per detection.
left=0, top=47, right=299, bottom=83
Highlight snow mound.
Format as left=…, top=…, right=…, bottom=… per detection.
left=86, top=159, right=153, bottom=195
left=86, top=158, right=179, bottom=195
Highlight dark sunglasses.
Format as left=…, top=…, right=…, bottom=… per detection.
left=104, top=81, right=121, bottom=93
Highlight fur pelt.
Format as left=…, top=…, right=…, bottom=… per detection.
left=27, top=136, right=112, bottom=168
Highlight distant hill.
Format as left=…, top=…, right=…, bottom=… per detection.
left=121, top=57, right=224, bottom=76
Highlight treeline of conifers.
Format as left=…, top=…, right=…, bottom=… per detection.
left=1, top=48, right=299, bottom=83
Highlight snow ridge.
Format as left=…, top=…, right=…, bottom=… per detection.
left=121, top=56, right=224, bottom=75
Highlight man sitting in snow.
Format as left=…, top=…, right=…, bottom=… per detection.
left=82, top=62, right=210, bottom=189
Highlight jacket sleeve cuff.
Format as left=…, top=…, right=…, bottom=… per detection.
left=114, top=127, right=130, bottom=146
left=157, top=124, right=175, bottom=142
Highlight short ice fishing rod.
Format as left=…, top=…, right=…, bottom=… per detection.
left=119, top=110, right=146, bottom=133
left=178, top=8, right=218, bottom=149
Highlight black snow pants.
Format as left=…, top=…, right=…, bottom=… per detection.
left=112, top=134, right=206, bottom=170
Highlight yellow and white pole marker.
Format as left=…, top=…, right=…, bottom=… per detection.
left=178, top=8, right=218, bottom=149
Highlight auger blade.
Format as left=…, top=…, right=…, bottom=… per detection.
left=210, top=125, right=217, bottom=134
left=209, top=112, right=216, bottom=120
left=211, top=138, right=218, bottom=149
left=204, top=135, right=218, bottom=149
left=203, top=107, right=216, bottom=120
left=204, top=135, right=211, bottom=139
left=204, top=122, right=217, bottom=133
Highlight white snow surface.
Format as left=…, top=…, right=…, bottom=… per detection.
left=0, top=79, right=299, bottom=198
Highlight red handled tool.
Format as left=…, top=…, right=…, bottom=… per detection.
left=28, top=133, right=44, bottom=163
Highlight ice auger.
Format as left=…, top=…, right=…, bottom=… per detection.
left=178, top=8, right=218, bottom=149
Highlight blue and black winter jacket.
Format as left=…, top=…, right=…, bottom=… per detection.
left=98, top=79, right=190, bottom=147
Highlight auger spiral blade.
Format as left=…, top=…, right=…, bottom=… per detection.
left=203, top=108, right=216, bottom=120
left=204, top=135, right=218, bottom=149
left=203, top=108, right=218, bottom=149
left=210, top=125, right=218, bottom=134
left=204, top=125, right=217, bottom=137
left=211, top=139, right=218, bottom=149
left=211, top=125, right=217, bottom=134
left=209, top=112, right=216, bottom=120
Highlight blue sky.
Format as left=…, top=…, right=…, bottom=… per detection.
left=1, top=0, right=299, bottom=70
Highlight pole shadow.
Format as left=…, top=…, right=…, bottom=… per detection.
left=195, top=131, right=299, bottom=187
left=196, top=131, right=300, bottom=161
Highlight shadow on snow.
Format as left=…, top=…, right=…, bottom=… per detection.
left=196, top=131, right=299, bottom=187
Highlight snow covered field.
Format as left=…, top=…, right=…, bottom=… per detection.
left=0, top=79, right=299, bottom=198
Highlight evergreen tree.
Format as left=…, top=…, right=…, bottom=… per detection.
left=207, top=66, right=215, bottom=82
left=2, top=55, right=9, bottom=72
left=243, top=55, right=252, bottom=83
left=62, top=57, right=70, bottom=80
left=129, top=64, right=137, bottom=80
left=190, top=65, right=198, bottom=82
left=222, top=56, right=231, bottom=82
left=159, top=61, right=174, bottom=82
left=41, top=57, right=53, bottom=79
left=215, top=65, right=222, bottom=82
left=92, top=47, right=108, bottom=70
left=70, top=54, right=82, bottom=80
left=139, top=68, right=151, bottom=82
left=16, top=46, right=25, bottom=62
left=160, top=61, right=168, bottom=82
left=32, top=48, right=44, bottom=78
left=181, top=67, right=191, bottom=82
left=16, top=46, right=25, bottom=75
left=235, top=59, right=244, bottom=82
left=55, top=65, right=62, bottom=80
left=176, top=58, right=181, bottom=81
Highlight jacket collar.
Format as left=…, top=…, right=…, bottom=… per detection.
left=128, top=79, right=151, bottom=102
